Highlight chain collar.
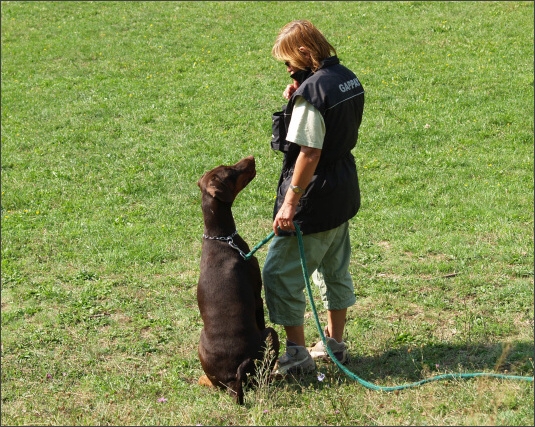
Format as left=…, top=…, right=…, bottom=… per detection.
left=202, top=230, right=238, bottom=241
left=202, top=230, right=247, bottom=260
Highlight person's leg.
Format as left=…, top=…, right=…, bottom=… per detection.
left=285, top=324, right=306, bottom=347
left=263, top=235, right=307, bottom=327
left=264, top=230, right=334, bottom=335
left=263, top=235, right=316, bottom=374
left=313, top=222, right=355, bottom=335
left=263, top=231, right=333, bottom=374
left=326, top=308, right=347, bottom=343
left=309, top=222, right=355, bottom=363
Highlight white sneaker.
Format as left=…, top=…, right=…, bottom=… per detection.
left=308, top=329, right=349, bottom=364
left=273, top=341, right=316, bottom=375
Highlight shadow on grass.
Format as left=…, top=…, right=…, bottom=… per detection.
left=351, top=340, right=533, bottom=383
left=278, top=340, right=534, bottom=391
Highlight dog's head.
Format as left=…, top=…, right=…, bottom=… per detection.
left=197, top=156, right=256, bottom=203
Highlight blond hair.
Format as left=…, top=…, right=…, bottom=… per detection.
left=272, top=20, right=337, bottom=72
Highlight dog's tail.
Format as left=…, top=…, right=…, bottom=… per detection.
left=233, top=358, right=255, bottom=405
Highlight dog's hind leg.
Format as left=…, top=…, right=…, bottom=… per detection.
left=198, top=374, right=215, bottom=387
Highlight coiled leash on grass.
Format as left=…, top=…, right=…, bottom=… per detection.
left=244, top=224, right=534, bottom=390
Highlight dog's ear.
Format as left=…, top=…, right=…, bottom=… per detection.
left=206, top=176, right=234, bottom=203
left=197, top=171, right=208, bottom=189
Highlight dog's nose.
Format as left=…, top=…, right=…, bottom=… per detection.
left=238, top=156, right=255, bottom=169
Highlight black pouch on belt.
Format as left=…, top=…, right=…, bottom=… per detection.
left=270, top=104, right=291, bottom=153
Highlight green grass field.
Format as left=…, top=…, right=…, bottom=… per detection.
left=1, top=1, right=533, bottom=425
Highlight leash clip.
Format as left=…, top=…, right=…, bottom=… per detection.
left=227, top=239, right=248, bottom=260
left=202, top=230, right=247, bottom=260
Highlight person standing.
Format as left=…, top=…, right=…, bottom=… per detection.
left=263, top=20, right=365, bottom=375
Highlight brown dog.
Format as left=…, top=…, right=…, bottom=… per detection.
left=196, top=156, right=279, bottom=405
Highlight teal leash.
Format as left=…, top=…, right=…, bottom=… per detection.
left=245, top=224, right=534, bottom=389
left=244, top=230, right=276, bottom=261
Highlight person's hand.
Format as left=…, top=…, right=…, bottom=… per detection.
left=273, top=201, right=297, bottom=235
left=283, top=79, right=299, bottom=100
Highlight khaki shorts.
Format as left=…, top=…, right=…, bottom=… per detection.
left=262, top=221, right=356, bottom=326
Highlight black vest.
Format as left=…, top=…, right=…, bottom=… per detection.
left=272, top=56, right=365, bottom=235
